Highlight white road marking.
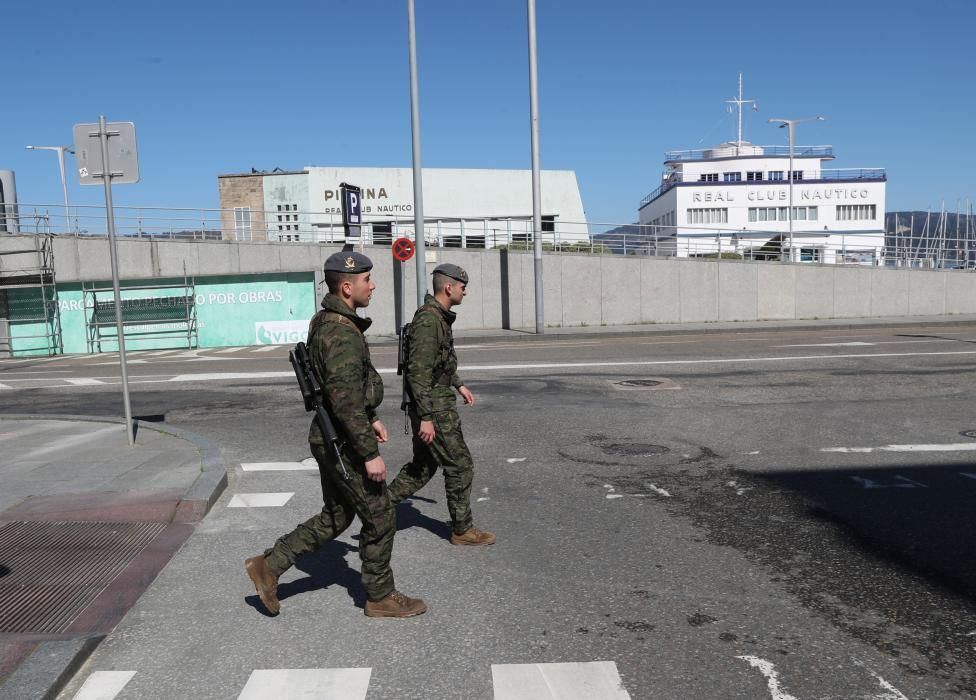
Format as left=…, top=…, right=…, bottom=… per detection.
left=852, top=660, right=911, bottom=700
left=145, top=350, right=182, bottom=356
left=491, top=661, right=631, bottom=699
left=851, top=476, right=927, bottom=489
left=776, top=342, right=875, bottom=347
left=171, top=371, right=294, bottom=382
left=647, top=484, right=671, bottom=497
left=736, top=656, right=799, bottom=700
left=824, top=443, right=976, bottom=454
left=726, top=480, right=752, bottom=495
left=477, top=497, right=491, bottom=502
left=228, top=493, right=294, bottom=508
left=606, top=494, right=624, bottom=500
left=0, top=382, right=11, bottom=390
left=452, top=349, right=976, bottom=373
left=301, top=457, right=317, bottom=468
left=459, top=340, right=604, bottom=350
left=254, top=345, right=283, bottom=352
left=507, top=457, right=527, bottom=463
left=241, top=462, right=316, bottom=472
left=65, top=378, right=105, bottom=386
left=71, top=670, right=136, bottom=700
left=237, top=668, right=371, bottom=700
left=216, top=347, right=246, bottom=354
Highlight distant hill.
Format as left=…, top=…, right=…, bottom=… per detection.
left=592, top=224, right=643, bottom=254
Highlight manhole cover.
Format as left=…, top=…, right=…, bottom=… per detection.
left=601, top=443, right=671, bottom=457
left=961, top=430, right=976, bottom=439
left=615, top=379, right=662, bottom=388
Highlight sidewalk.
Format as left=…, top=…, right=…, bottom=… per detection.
left=0, top=416, right=226, bottom=700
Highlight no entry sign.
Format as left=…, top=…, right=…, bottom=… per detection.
left=392, top=237, right=415, bottom=262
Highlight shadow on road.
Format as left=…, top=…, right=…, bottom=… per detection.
left=395, top=499, right=452, bottom=541
left=758, top=462, right=976, bottom=600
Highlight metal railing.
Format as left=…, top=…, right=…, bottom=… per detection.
left=639, top=168, right=886, bottom=208
left=3, top=203, right=975, bottom=271
left=664, top=145, right=834, bottom=162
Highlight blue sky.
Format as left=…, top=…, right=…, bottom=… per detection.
left=5, top=0, right=975, bottom=224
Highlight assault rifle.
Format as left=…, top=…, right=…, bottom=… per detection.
left=289, top=341, right=349, bottom=479
left=397, top=323, right=412, bottom=433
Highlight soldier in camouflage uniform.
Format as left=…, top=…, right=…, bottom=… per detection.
left=245, top=251, right=426, bottom=618
left=388, top=263, right=496, bottom=546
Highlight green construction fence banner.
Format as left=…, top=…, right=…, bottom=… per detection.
left=7, top=272, right=316, bottom=355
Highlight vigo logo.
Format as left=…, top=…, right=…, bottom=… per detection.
left=255, top=321, right=308, bottom=345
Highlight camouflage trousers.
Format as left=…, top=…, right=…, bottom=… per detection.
left=388, top=409, right=474, bottom=534
left=264, top=441, right=396, bottom=602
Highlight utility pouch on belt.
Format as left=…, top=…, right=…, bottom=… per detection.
left=290, top=341, right=349, bottom=479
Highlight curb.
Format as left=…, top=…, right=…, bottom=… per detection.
left=0, top=636, right=104, bottom=700
left=0, top=414, right=228, bottom=524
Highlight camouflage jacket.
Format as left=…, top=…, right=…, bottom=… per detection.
left=406, top=294, right=463, bottom=420
left=306, top=293, right=384, bottom=461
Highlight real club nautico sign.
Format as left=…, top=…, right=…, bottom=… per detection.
left=691, top=187, right=874, bottom=203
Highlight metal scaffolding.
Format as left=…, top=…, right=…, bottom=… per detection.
left=83, top=273, right=198, bottom=353
left=0, top=233, right=63, bottom=356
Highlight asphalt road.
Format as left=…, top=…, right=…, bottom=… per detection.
left=4, top=322, right=976, bottom=699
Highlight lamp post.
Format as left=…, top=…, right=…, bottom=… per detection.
left=766, top=116, right=824, bottom=262
left=25, top=145, right=74, bottom=233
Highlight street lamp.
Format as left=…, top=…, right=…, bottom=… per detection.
left=25, top=144, right=74, bottom=233
left=767, top=116, right=824, bottom=262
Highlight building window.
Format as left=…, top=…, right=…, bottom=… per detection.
left=768, top=171, right=784, bottom=181
left=699, top=173, right=718, bottom=182
left=723, top=172, right=742, bottom=183
left=799, top=248, right=823, bottom=262
left=234, top=206, right=252, bottom=241
left=748, top=206, right=817, bottom=222
left=791, top=170, right=803, bottom=181
left=746, top=171, right=763, bottom=181
left=687, top=208, right=728, bottom=225
left=836, top=204, right=876, bottom=221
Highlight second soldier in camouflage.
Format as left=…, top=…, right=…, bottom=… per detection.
left=388, top=263, right=496, bottom=546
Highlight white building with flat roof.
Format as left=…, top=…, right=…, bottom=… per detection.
left=218, top=167, right=588, bottom=248
left=638, top=83, right=886, bottom=264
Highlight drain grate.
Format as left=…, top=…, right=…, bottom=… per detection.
left=601, top=443, right=671, bottom=457
left=0, top=521, right=165, bottom=634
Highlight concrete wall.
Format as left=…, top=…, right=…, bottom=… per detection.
left=3, top=234, right=974, bottom=339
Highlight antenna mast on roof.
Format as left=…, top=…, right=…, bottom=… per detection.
left=725, top=72, right=757, bottom=148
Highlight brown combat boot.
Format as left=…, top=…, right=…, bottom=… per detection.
left=450, top=527, right=496, bottom=546
left=245, top=555, right=280, bottom=615
left=364, top=590, right=427, bottom=618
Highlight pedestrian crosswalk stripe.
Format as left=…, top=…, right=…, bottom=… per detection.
left=254, top=345, right=282, bottom=352
left=65, top=378, right=105, bottom=386
left=71, top=670, right=136, bottom=700
left=491, top=662, right=632, bottom=699
left=216, top=347, right=245, bottom=354
left=228, top=492, right=295, bottom=508
left=241, top=462, right=317, bottom=471
left=238, top=668, right=372, bottom=700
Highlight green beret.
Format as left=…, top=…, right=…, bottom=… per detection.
left=324, top=251, right=373, bottom=274
left=433, top=263, right=469, bottom=284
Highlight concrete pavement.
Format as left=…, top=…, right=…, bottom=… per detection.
left=0, top=416, right=226, bottom=700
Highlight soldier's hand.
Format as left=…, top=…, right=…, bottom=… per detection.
left=458, top=386, right=475, bottom=406
left=365, top=455, right=387, bottom=482
left=418, top=420, right=436, bottom=444
left=372, top=420, right=388, bottom=443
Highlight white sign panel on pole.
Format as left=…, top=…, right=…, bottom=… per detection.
left=72, top=121, right=140, bottom=185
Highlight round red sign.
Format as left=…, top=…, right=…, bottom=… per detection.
left=392, top=237, right=415, bottom=262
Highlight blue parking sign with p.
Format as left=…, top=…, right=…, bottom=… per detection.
left=340, top=183, right=362, bottom=239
